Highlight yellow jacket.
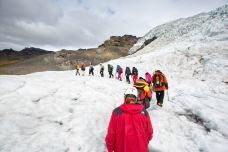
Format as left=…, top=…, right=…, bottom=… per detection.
left=76, top=64, right=80, bottom=70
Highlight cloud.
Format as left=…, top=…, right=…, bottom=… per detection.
left=0, top=0, right=227, bottom=51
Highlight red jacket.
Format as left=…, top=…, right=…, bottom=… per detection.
left=105, top=104, right=153, bottom=152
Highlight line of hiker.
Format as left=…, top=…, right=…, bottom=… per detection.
left=75, top=63, right=168, bottom=107
left=75, top=62, right=114, bottom=78
left=106, top=86, right=153, bottom=152
left=76, top=63, right=169, bottom=151
left=105, top=71, right=168, bottom=152
left=77, top=63, right=138, bottom=84
left=75, top=62, right=100, bottom=77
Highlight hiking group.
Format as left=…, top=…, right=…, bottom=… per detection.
left=106, top=86, right=153, bottom=152
left=75, top=62, right=114, bottom=78
left=105, top=70, right=168, bottom=152
left=75, top=62, right=169, bottom=151
left=75, top=62, right=168, bottom=107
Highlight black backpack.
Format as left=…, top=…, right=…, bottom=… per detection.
left=132, top=67, right=138, bottom=75
left=125, top=67, right=131, bottom=75
left=108, top=64, right=113, bottom=71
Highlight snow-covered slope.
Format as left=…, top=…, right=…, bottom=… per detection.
left=0, top=72, right=130, bottom=152
left=0, top=5, right=228, bottom=152
left=129, top=5, right=228, bottom=55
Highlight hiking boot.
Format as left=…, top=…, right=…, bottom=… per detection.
left=157, top=102, right=162, bottom=107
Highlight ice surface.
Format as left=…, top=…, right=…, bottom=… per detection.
left=0, top=5, right=228, bottom=152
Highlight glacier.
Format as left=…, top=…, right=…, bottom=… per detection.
left=0, top=4, right=228, bottom=152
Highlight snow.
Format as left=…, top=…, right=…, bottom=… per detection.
left=1, top=4, right=228, bottom=152
left=1, top=44, right=228, bottom=152
left=0, top=72, right=130, bottom=152
left=129, top=4, right=228, bottom=55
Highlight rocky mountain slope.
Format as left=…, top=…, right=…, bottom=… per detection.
left=0, top=35, right=138, bottom=75
left=0, top=48, right=53, bottom=66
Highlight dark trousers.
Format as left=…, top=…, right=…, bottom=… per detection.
left=89, top=70, right=94, bottom=76
left=155, top=91, right=164, bottom=105
left=126, top=74, right=130, bottom=84
left=76, top=69, right=80, bottom=75
left=109, top=71, right=113, bottom=78
left=100, top=70, right=104, bottom=77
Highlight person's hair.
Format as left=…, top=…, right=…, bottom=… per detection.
left=125, top=94, right=137, bottom=104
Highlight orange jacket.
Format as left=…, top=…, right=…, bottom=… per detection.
left=152, top=72, right=168, bottom=91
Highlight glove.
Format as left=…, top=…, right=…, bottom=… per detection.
left=165, top=83, right=168, bottom=90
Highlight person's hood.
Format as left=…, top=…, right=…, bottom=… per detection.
left=155, top=71, right=162, bottom=75
left=120, top=104, right=144, bottom=114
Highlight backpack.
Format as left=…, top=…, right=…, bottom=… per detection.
left=90, top=65, right=94, bottom=71
left=110, top=65, right=113, bottom=70
left=125, top=67, right=131, bottom=75
left=132, top=67, right=138, bottom=75
left=145, top=73, right=152, bottom=83
left=76, top=64, right=80, bottom=70
left=119, top=67, right=123, bottom=73
left=116, top=65, right=120, bottom=72
left=108, top=65, right=113, bottom=71
left=134, top=79, right=151, bottom=109
left=81, top=64, right=85, bottom=71
left=153, top=72, right=164, bottom=87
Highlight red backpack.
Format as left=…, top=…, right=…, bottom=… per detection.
left=119, top=67, right=123, bottom=73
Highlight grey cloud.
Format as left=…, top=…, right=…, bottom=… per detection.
left=0, top=0, right=227, bottom=51
left=0, top=0, right=63, bottom=25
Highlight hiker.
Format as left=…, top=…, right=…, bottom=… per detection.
left=100, top=63, right=104, bottom=77
left=116, top=65, right=121, bottom=79
left=105, top=86, right=153, bottom=152
left=125, top=66, right=131, bottom=84
left=118, top=66, right=123, bottom=81
left=89, top=63, right=94, bottom=76
left=134, top=77, right=152, bottom=109
left=108, top=64, right=114, bottom=78
left=151, top=70, right=168, bottom=107
left=132, top=67, right=138, bottom=84
left=75, top=63, right=80, bottom=76
left=81, top=64, right=86, bottom=76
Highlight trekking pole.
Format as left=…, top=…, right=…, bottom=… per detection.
left=167, top=90, right=170, bottom=101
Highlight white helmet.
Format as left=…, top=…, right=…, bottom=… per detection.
left=124, top=86, right=138, bottom=97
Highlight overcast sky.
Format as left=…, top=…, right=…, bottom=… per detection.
left=0, top=0, right=227, bottom=51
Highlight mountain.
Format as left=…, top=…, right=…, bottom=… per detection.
left=0, top=5, right=227, bottom=152
left=0, top=35, right=138, bottom=75
left=54, top=35, right=138, bottom=68
left=0, top=48, right=52, bottom=66
left=129, top=4, right=228, bottom=55
left=126, top=5, right=228, bottom=84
